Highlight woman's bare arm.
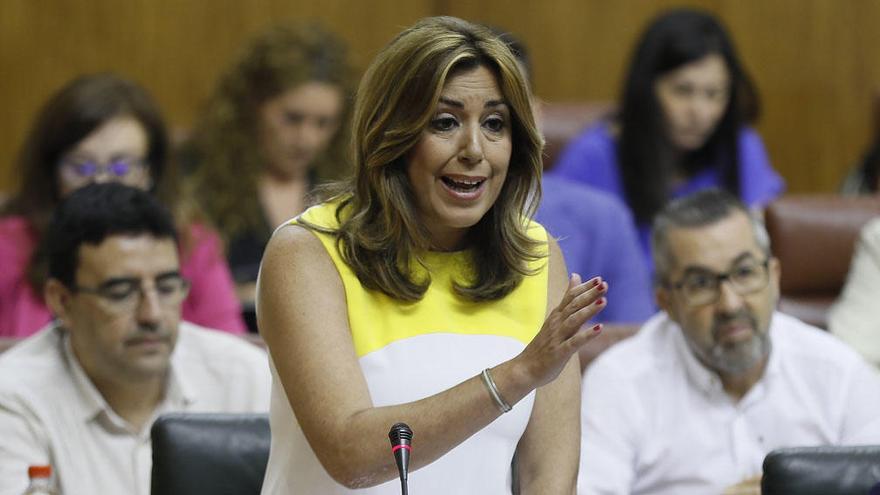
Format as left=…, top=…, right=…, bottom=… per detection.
left=257, top=225, right=605, bottom=488
left=515, top=238, right=592, bottom=494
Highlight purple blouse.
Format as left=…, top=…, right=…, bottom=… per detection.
left=536, top=176, right=655, bottom=323
left=550, top=123, right=785, bottom=271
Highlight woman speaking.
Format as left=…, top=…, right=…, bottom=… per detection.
left=257, top=16, right=606, bottom=494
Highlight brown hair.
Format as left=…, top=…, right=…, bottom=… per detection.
left=2, top=73, right=182, bottom=294
left=305, top=16, right=545, bottom=302
left=187, top=22, right=353, bottom=242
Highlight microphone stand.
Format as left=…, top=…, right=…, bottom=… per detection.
left=388, top=423, right=413, bottom=495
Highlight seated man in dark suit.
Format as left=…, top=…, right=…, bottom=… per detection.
left=0, top=183, right=270, bottom=494
left=578, top=189, right=880, bottom=495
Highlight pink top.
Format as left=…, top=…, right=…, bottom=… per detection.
left=0, top=215, right=246, bottom=337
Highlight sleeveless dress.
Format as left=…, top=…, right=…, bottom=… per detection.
left=261, top=200, right=550, bottom=494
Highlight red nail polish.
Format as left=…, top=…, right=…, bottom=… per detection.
left=595, top=298, right=605, bottom=306
left=592, top=278, right=601, bottom=287
left=592, top=324, right=602, bottom=332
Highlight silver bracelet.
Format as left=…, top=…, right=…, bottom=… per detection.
left=481, top=368, right=512, bottom=413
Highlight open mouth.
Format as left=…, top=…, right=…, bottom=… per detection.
left=441, top=176, right=485, bottom=193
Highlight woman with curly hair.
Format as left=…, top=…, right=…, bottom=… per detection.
left=186, top=22, right=353, bottom=303
left=0, top=73, right=245, bottom=336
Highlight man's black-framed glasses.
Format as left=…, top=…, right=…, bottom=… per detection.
left=72, top=273, right=190, bottom=312
left=667, top=256, right=771, bottom=307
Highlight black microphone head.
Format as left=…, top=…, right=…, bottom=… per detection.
left=388, top=422, right=413, bottom=444
left=389, top=422, right=413, bottom=487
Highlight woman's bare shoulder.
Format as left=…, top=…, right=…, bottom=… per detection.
left=265, top=222, right=330, bottom=261
left=259, top=222, right=342, bottom=293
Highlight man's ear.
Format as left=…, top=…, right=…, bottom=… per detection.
left=769, top=256, right=781, bottom=284
left=768, top=256, right=782, bottom=305
left=44, top=279, right=74, bottom=327
left=656, top=285, right=673, bottom=316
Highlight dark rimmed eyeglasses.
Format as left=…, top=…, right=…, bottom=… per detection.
left=666, top=257, right=771, bottom=307
left=72, top=274, right=190, bottom=312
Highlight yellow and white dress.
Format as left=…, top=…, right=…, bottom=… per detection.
left=261, top=201, right=550, bottom=494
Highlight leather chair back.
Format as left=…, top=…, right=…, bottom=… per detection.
left=764, top=194, right=880, bottom=328
left=151, top=412, right=270, bottom=495
left=762, top=445, right=880, bottom=495
left=540, top=101, right=613, bottom=170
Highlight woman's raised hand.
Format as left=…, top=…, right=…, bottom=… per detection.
left=516, top=273, right=607, bottom=387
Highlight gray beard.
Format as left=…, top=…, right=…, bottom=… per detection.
left=702, top=329, right=772, bottom=375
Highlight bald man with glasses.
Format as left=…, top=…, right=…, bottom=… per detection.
left=0, top=183, right=270, bottom=495
left=577, top=189, right=880, bottom=495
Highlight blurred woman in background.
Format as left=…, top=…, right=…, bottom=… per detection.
left=551, top=8, right=784, bottom=271
left=185, top=22, right=353, bottom=305
left=0, top=73, right=245, bottom=336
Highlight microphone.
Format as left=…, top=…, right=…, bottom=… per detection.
left=388, top=423, right=413, bottom=495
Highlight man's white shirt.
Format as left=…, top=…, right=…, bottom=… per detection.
left=0, top=321, right=271, bottom=495
left=578, top=311, right=880, bottom=495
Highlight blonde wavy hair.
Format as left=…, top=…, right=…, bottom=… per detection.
left=305, top=16, right=545, bottom=302
left=187, top=22, right=353, bottom=241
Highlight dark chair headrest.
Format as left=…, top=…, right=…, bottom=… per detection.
left=150, top=412, right=270, bottom=495
left=762, top=445, right=880, bottom=495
